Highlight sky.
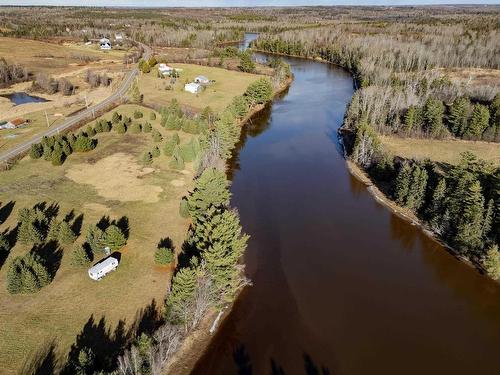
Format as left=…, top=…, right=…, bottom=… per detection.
left=2, top=0, right=500, bottom=6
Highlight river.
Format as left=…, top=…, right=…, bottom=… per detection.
left=191, top=40, right=500, bottom=375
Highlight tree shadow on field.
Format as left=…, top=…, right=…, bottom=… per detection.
left=31, top=240, right=63, bottom=280
left=96, top=215, right=129, bottom=239
left=34, top=201, right=60, bottom=221
left=62, top=315, right=128, bottom=374
left=71, top=213, right=84, bottom=237
left=20, top=338, right=60, bottom=375
left=0, top=225, right=18, bottom=269
left=0, top=200, right=15, bottom=225
left=129, top=298, right=164, bottom=337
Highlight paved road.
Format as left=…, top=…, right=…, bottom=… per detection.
left=0, top=41, right=151, bottom=164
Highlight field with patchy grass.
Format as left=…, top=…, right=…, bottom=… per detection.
left=0, top=104, right=196, bottom=374
left=380, top=135, right=500, bottom=166
left=138, top=63, right=263, bottom=112
left=0, top=37, right=128, bottom=76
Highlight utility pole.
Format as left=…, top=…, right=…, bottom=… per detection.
left=44, top=110, right=50, bottom=128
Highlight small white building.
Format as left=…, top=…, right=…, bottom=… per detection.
left=158, top=63, right=173, bottom=75
left=185, top=82, right=202, bottom=94
left=100, top=38, right=112, bottom=50
left=88, top=256, right=119, bottom=280
left=115, top=33, right=124, bottom=41
left=194, top=75, right=210, bottom=85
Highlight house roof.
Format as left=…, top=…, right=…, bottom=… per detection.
left=10, top=118, right=26, bottom=126
left=88, top=256, right=118, bottom=274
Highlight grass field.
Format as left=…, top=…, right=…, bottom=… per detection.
left=138, top=63, right=263, bottom=112
left=0, top=104, right=196, bottom=374
left=380, top=135, right=500, bottom=166
left=0, top=37, right=128, bottom=75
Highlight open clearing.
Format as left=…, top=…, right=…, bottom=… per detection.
left=138, top=63, right=263, bottom=112
left=0, top=37, right=128, bottom=76
left=0, top=104, right=196, bottom=374
left=380, top=135, right=500, bottom=166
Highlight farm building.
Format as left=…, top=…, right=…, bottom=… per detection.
left=0, top=118, right=27, bottom=130
left=158, top=63, right=173, bottom=75
left=88, top=256, right=119, bottom=280
left=195, top=75, right=210, bottom=85
left=185, top=82, right=202, bottom=94
left=100, top=38, right=112, bottom=50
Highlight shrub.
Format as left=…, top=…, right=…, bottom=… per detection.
left=71, top=244, right=92, bottom=266
left=102, top=121, right=112, bottom=132
left=115, top=122, right=127, bottom=134
left=105, top=225, right=127, bottom=251
left=143, top=122, right=152, bottom=133
left=130, top=123, right=142, bottom=134
left=133, top=110, right=143, bottom=119
left=94, top=120, right=104, bottom=133
left=150, top=112, right=156, bottom=121
left=154, top=247, right=174, bottom=265
left=483, top=245, right=500, bottom=280
left=30, top=143, right=43, bottom=159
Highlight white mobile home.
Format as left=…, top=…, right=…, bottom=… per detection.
left=185, top=82, right=202, bottom=94
left=88, top=256, right=119, bottom=280
left=194, top=75, right=210, bottom=85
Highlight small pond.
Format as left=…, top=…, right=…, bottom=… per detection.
left=1, top=92, right=49, bottom=106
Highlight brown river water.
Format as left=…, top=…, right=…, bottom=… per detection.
left=191, top=47, right=500, bottom=375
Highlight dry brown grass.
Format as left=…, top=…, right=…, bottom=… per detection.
left=436, top=67, right=500, bottom=88
left=380, top=135, right=500, bottom=166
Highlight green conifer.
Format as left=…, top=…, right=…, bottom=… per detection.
left=394, top=163, right=412, bottom=206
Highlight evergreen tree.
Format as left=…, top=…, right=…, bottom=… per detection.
left=71, top=244, right=92, bottom=266
left=105, top=225, right=126, bottom=251
left=351, top=119, right=380, bottom=167
left=130, top=122, right=142, bottom=134
left=51, top=147, right=65, bottom=166
left=482, top=198, right=494, bottom=240
left=187, top=168, right=231, bottom=219
left=0, top=233, right=8, bottom=253
left=465, top=104, right=490, bottom=139
left=423, top=97, right=446, bottom=137
left=86, top=224, right=105, bottom=255
left=112, top=112, right=121, bottom=124
left=483, top=244, right=500, bottom=280
left=238, top=51, right=256, bottom=73
left=150, top=112, right=156, bottom=121
left=455, top=180, right=485, bottom=253
left=403, top=105, right=423, bottom=133
left=394, top=163, right=412, bottom=206
left=214, top=110, right=239, bottom=159
left=133, top=110, right=143, bottom=119
left=29, top=143, right=43, bottom=159
left=114, top=121, right=127, bottom=134
left=46, top=219, right=61, bottom=241
left=180, top=141, right=196, bottom=162
left=73, top=135, right=96, bottom=152
left=163, top=138, right=177, bottom=157
left=130, top=82, right=143, bottom=104
left=152, top=129, right=163, bottom=142
left=229, top=95, right=249, bottom=119
left=17, top=221, right=44, bottom=245
left=244, top=78, right=273, bottom=105
left=151, top=146, right=161, bottom=158
left=165, top=267, right=198, bottom=325
left=172, top=133, right=180, bottom=145
left=169, top=151, right=185, bottom=170
left=428, top=178, right=447, bottom=232
left=179, top=198, right=190, bottom=218
left=448, top=96, right=471, bottom=137
left=406, top=165, right=428, bottom=211
left=94, top=120, right=103, bottom=133
left=86, top=125, right=96, bottom=137
left=142, top=151, right=153, bottom=165
left=155, top=247, right=174, bottom=265
left=143, top=122, right=152, bottom=133
left=58, top=221, right=76, bottom=244
left=102, top=121, right=111, bottom=132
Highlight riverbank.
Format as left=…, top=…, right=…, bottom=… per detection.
left=162, top=74, right=293, bottom=375
left=344, top=159, right=485, bottom=274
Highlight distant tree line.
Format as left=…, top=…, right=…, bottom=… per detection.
left=0, top=58, right=30, bottom=87
left=31, top=72, right=75, bottom=96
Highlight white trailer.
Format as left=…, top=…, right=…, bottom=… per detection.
left=88, top=256, right=119, bottom=280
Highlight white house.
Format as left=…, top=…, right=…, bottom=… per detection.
left=88, top=256, right=119, bottom=280
left=194, top=75, right=210, bottom=85
left=100, top=38, right=112, bottom=50
left=185, top=82, right=202, bottom=94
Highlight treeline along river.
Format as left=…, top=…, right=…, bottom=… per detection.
left=191, top=41, right=500, bottom=375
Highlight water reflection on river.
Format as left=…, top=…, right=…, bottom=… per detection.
left=191, top=52, right=500, bottom=375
